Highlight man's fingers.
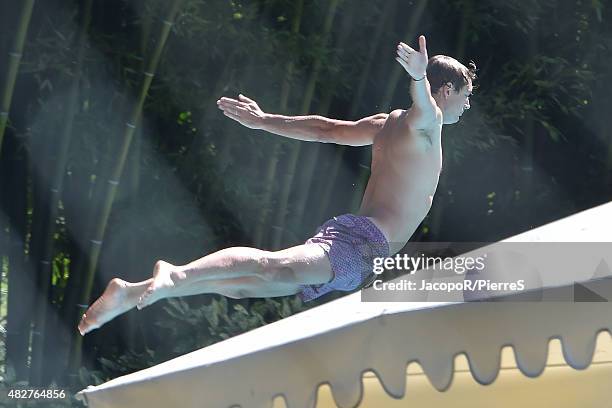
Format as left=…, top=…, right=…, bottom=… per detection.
left=398, top=42, right=416, bottom=54
left=136, top=294, right=149, bottom=310
left=218, top=96, right=238, bottom=104
left=418, top=35, right=427, bottom=55
left=217, top=99, right=250, bottom=114
left=396, top=53, right=409, bottom=67
left=217, top=97, right=242, bottom=107
left=397, top=46, right=412, bottom=59
left=395, top=57, right=410, bottom=72
left=219, top=104, right=248, bottom=116
left=238, top=94, right=255, bottom=104
left=217, top=97, right=252, bottom=108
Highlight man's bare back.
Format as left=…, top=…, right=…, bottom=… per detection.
left=359, top=108, right=443, bottom=250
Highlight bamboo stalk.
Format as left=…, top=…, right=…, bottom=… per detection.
left=58, top=84, right=127, bottom=386
left=1, top=0, right=35, bottom=383
left=253, top=0, right=305, bottom=248
left=58, top=90, right=123, bottom=365
left=126, top=0, right=152, bottom=352
left=271, top=0, right=341, bottom=249
left=349, top=0, right=396, bottom=119
left=290, top=0, right=342, bottom=234
left=316, top=1, right=394, bottom=221
left=56, top=171, right=88, bottom=386
left=68, top=0, right=184, bottom=375
left=28, top=0, right=94, bottom=386
left=3, top=137, right=31, bottom=382
left=0, top=0, right=35, bottom=160
left=454, top=0, right=472, bottom=61
left=0, top=208, right=4, bottom=312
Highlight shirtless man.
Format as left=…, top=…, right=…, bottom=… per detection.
left=78, top=35, right=475, bottom=335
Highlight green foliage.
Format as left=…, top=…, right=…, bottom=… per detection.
left=491, top=55, right=593, bottom=142
left=157, top=295, right=306, bottom=348
left=85, top=295, right=308, bottom=383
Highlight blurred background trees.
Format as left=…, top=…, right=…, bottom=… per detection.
left=0, top=0, right=610, bottom=400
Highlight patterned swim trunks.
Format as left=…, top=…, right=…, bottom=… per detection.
left=298, top=214, right=390, bottom=302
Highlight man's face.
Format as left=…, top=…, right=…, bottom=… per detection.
left=442, top=80, right=472, bottom=124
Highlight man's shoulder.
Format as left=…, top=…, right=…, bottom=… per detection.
left=375, top=109, right=440, bottom=149
left=388, top=109, right=406, bottom=119
left=389, top=107, right=442, bottom=133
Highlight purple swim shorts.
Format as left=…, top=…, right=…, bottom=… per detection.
left=298, top=214, right=390, bottom=302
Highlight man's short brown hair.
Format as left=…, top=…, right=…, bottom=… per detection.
left=427, top=55, right=477, bottom=94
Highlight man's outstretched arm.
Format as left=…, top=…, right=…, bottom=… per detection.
left=396, top=35, right=440, bottom=129
left=217, top=94, right=387, bottom=146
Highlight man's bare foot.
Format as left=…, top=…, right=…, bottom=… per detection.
left=78, top=278, right=140, bottom=336
left=136, top=260, right=186, bottom=310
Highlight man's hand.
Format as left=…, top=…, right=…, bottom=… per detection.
left=396, top=35, right=428, bottom=80
left=217, top=94, right=266, bottom=129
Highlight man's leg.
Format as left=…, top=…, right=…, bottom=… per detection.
left=78, top=243, right=331, bottom=335
left=138, top=244, right=331, bottom=306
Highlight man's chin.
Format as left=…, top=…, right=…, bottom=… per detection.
left=444, top=117, right=461, bottom=125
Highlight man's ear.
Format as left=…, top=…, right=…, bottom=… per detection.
left=443, top=82, right=453, bottom=98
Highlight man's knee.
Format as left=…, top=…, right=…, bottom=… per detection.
left=256, top=252, right=298, bottom=283
left=223, top=247, right=269, bottom=274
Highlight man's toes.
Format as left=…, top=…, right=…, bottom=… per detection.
left=79, top=325, right=90, bottom=336
left=137, top=291, right=153, bottom=309
left=136, top=297, right=146, bottom=310
left=78, top=316, right=86, bottom=335
left=78, top=313, right=88, bottom=329
left=78, top=314, right=97, bottom=335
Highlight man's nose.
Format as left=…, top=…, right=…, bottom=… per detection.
left=464, top=100, right=470, bottom=110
